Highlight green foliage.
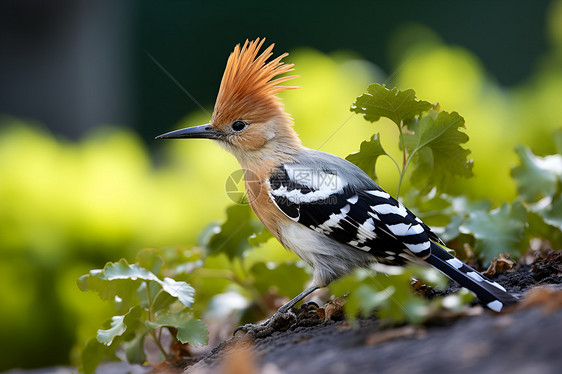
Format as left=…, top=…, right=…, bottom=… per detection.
left=460, top=202, right=527, bottom=265
left=146, top=312, right=208, bottom=346
left=351, top=84, right=435, bottom=126
left=348, top=84, right=472, bottom=196
left=511, top=143, right=562, bottom=248
left=330, top=266, right=456, bottom=325
left=208, top=204, right=264, bottom=260
left=403, top=111, right=473, bottom=191
left=78, top=251, right=207, bottom=373
left=512, top=145, right=562, bottom=202
left=78, top=259, right=195, bottom=309
left=346, top=133, right=392, bottom=181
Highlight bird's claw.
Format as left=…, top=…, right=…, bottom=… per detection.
left=233, top=309, right=298, bottom=337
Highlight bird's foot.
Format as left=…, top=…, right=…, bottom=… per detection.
left=233, top=309, right=298, bottom=337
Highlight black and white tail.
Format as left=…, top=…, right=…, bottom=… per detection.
left=425, top=242, right=519, bottom=312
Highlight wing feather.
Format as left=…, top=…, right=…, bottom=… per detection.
left=268, top=165, right=438, bottom=263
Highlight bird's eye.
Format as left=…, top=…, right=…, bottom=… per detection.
left=231, top=120, right=249, bottom=132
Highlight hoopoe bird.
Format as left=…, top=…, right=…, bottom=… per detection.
left=156, top=38, right=518, bottom=329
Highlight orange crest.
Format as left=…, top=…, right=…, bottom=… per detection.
left=212, top=38, right=299, bottom=126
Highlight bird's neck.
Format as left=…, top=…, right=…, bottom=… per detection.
left=235, top=136, right=301, bottom=178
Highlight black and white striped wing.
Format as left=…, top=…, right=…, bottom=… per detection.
left=267, top=166, right=438, bottom=264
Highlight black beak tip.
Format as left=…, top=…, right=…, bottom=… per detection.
left=154, top=124, right=222, bottom=140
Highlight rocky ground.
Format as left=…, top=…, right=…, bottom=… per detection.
left=172, top=250, right=562, bottom=374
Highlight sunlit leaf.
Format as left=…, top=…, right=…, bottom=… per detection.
left=77, top=266, right=142, bottom=307
left=146, top=312, right=208, bottom=346
left=345, top=133, right=390, bottom=181
left=161, top=277, right=195, bottom=308
left=97, top=315, right=126, bottom=346
left=79, top=259, right=195, bottom=308
left=208, top=204, right=263, bottom=260
left=406, top=111, right=473, bottom=191
left=460, top=202, right=527, bottom=265
left=511, top=145, right=562, bottom=202
left=351, top=84, right=435, bottom=126
left=92, top=259, right=160, bottom=282
left=97, top=306, right=142, bottom=346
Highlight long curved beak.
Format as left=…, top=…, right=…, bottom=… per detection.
left=155, top=124, right=224, bottom=140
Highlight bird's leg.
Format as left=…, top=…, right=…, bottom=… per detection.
left=234, top=285, right=319, bottom=336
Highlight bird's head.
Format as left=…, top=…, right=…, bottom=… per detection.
left=156, top=38, right=301, bottom=165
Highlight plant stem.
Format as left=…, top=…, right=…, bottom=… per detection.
left=396, top=120, right=407, bottom=198
left=150, top=330, right=169, bottom=360
left=145, top=281, right=154, bottom=322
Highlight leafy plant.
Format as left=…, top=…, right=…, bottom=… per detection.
left=77, top=250, right=208, bottom=373
left=348, top=84, right=472, bottom=196
left=338, top=84, right=561, bottom=323
left=511, top=138, right=562, bottom=248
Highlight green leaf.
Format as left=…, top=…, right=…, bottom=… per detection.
left=351, top=84, right=435, bottom=126
left=151, top=289, right=177, bottom=312
left=160, top=277, right=195, bottom=308
left=97, top=315, right=126, bottom=346
left=526, top=210, right=562, bottom=249
left=248, top=226, right=273, bottom=246
left=174, top=319, right=208, bottom=346
left=460, top=202, right=527, bottom=265
left=345, top=133, right=390, bottom=181
left=80, top=338, right=117, bottom=374
left=78, top=259, right=158, bottom=303
left=406, top=111, right=473, bottom=191
left=208, top=204, right=263, bottom=260
left=79, top=259, right=195, bottom=308
left=83, top=259, right=160, bottom=284
left=537, top=194, right=562, bottom=230
left=77, top=269, right=140, bottom=309
left=511, top=145, right=562, bottom=202
left=146, top=312, right=209, bottom=347
left=97, top=306, right=143, bottom=346
left=123, top=331, right=147, bottom=364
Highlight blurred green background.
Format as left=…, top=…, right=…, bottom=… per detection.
left=1, top=0, right=562, bottom=370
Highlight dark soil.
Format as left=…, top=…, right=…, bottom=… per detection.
left=174, top=250, right=562, bottom=374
